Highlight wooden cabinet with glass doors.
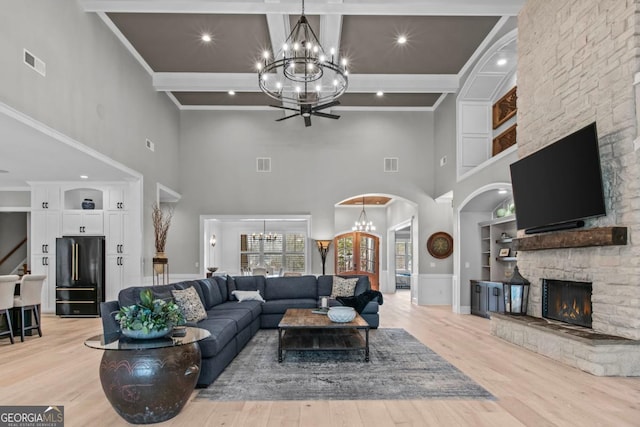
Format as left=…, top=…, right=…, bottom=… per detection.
left=334, top=232, right=379, bottom=290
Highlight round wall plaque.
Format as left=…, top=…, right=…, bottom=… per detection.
left=426, top=232, right=453, bottom=259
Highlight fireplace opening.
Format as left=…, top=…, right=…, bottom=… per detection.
left=542, top=279, right=592, bottom=328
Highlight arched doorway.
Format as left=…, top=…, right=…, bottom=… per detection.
left=334, top=231, right=379, bottom=290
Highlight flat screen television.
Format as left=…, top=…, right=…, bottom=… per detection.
left=509, top=122, right=606, bottom=234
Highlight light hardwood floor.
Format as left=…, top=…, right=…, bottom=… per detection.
left=1, top=291, right=639, bottom=426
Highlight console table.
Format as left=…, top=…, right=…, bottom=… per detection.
left=84, top=327, right=210, bottom=424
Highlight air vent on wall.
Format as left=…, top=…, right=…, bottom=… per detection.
left=256, top=157, right=271, bottom=172
left=146, top=139, right=155, bottom=152
left=23, top=49, right=46, bottom=76
left=384, top=157, right=399, bottom=172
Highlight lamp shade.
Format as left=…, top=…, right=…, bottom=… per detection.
left=503, top=266, right=530, bottom=315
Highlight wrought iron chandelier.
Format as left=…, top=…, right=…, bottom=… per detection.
left=252, top=220, right=276, bottom=242
left=256, top=0, right=348, bottom=107
left=352, top=197, right=376, bottom=232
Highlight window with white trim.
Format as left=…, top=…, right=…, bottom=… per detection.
left=240, top=232, right=306, bottom=274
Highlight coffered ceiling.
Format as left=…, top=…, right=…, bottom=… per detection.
left=81, top=0, right=524, bottom=110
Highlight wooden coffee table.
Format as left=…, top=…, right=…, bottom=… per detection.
left=277, top=308, right=370, bottom=362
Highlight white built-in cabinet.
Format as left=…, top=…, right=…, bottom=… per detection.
left=30, top=182, right=141, bottom=313
left=30, top=187, right=61, bottom=311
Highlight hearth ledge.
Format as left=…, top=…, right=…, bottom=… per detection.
left=490, top=312, right=640, bottom=376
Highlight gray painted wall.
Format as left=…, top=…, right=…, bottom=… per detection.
left=0, top=1, right=181, bottom=274
left=0, top=212, right=27, bottom=274
left=174, top=109, right=451, bottom=275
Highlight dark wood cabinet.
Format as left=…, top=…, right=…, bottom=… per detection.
left=470, top=280, right=505, bottom=318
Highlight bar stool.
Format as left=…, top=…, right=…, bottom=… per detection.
left=0, top=275, right=19, bottom=344
left=13, top=274, right=45, bottom=342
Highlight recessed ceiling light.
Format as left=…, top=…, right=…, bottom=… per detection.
left=376, top=91, right=384, bottom=97
left=397, top=35, right=407, bottom=45
left=498, top=189, right=508, bottom=194
left=201, top=34, right=212, bottom=42
left=80, top=175, right=88, bottom=179
left=228, top=90, right=235, bottom=96
left=497, top=58, right=508, bottom=66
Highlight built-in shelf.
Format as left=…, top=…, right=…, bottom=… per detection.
left=497, top=256, right=517, bottom=262
left=513, top=226, right=628, bottom=251
left=496, top=238, right=513, bottom=244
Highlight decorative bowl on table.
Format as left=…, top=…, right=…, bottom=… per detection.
left=121, top=326, right=173, bottom=340
left=327, top=306, right=356, bottom=323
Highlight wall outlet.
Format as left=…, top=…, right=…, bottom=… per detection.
left=430, top=262, right=436, bottom=268
left=440, top=155, right=447, bottom=167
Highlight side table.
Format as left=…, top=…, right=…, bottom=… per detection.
left=84, top=327, right=210, bottom=424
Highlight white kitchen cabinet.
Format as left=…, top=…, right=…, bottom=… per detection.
left=30, top=253, right=56, bottom=313
left=106, top=254, right=136, bottom=302
left=105, top=186, right=128, bottom=211
left=31, top=211, right=60, bottom=255
left=31, top=185, right=61, bottom=210
left=104, top=211, right=131, bottom=255
left=62, top=210, right=104, bottom=235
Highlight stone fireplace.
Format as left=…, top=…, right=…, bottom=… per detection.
left=489, top=0, right=640, bottom=376
left=542, top=279, right=592, bottom=328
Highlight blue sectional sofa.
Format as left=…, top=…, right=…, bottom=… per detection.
left=100, top=274, right=380, bottom=387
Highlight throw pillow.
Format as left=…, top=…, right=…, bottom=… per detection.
left=171, top=287, right=207, bottom=323
left=231, top=290, right=266, bottom=303
left=330, top=276, right=358, bottom=298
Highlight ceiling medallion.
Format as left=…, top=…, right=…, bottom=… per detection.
left=257, top=0, right=349, bottom=126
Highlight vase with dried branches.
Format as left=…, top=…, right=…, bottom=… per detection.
left=152, top=203, right=173, bottom=258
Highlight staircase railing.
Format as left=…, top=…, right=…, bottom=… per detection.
left=0, top=237, right=27, bottom=268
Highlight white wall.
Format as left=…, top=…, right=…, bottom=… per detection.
left=175, top=110, right=439, bottom=275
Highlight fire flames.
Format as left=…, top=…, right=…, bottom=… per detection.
left=557, top=298, right=591, bottom=321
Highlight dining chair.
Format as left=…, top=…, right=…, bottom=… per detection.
left=0, top=275, right=19, bottom=344
left=13, top=274, right=46, bottom=342
left=252, top=267, right=267, bottom=276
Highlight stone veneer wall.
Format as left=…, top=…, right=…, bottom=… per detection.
left=517, top=0, right=640, bottom=340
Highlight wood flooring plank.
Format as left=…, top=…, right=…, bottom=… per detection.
left=1, top=292, right=640, bottom=426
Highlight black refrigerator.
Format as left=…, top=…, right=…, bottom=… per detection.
left=56, top=236, right=105, bottom=316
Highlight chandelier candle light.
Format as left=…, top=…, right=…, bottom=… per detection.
left=352, top=197, right=376, bottom=232
left=252, top=220, right=276, bottom=242
left=257, top=0, right=348, bottom=107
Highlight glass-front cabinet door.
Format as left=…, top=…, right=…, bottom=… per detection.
left=334, top=232, right=379, bottom=290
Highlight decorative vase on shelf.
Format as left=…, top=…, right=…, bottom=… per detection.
left=82, top=198, right=95, bottom=209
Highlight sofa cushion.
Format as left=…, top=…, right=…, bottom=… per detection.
left=233, top=275, right=266, bottom=296
left=212, top=275, right=229, bottom=301
left=261, top=298, right=317, bottom=314
left=196, top=317, right=237, bottom=358
left=353, top=276, right=370, bottom=295
left=264, top=275, right=317, bottom=300
left=172, top=286, right=207, bottom=322
left=197, top=279, right=223, bottom=309
left=331, top=276, right=358, bottom=297
left=317, top=275, right=333, bottom=297
left=118, top=284, right=176, bottom=307
left=206, top=308, right=253, bottom=331
left=210, top=301, right=263, bottom=320
left=226, top=275, right=237, bottom=300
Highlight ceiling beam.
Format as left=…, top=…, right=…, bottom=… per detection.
left=153, top=72, right=459, bottom=93
left=80, top=0, right=524, bottom=16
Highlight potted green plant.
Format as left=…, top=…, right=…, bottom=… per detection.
left=115, top=289, right=184, bottom=339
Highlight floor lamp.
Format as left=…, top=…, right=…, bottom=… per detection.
left=315, top=240, right=332, bottom=275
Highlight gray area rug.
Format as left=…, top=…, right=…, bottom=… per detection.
left=196, top=328, right=494, bottom=401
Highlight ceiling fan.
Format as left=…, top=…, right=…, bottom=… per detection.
left=271, top=100, right=341, bottom=127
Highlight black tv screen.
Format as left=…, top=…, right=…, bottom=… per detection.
left=509, top=122, right=606, bottom=233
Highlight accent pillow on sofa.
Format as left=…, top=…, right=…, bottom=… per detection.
left=171, top=286, right=207, bottom=322
left=231, top=290, right=266, bottom=303
left=331, top=276, right=358, bottom=298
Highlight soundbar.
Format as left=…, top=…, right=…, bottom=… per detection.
left=524, top=220, right=585, bottom=235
